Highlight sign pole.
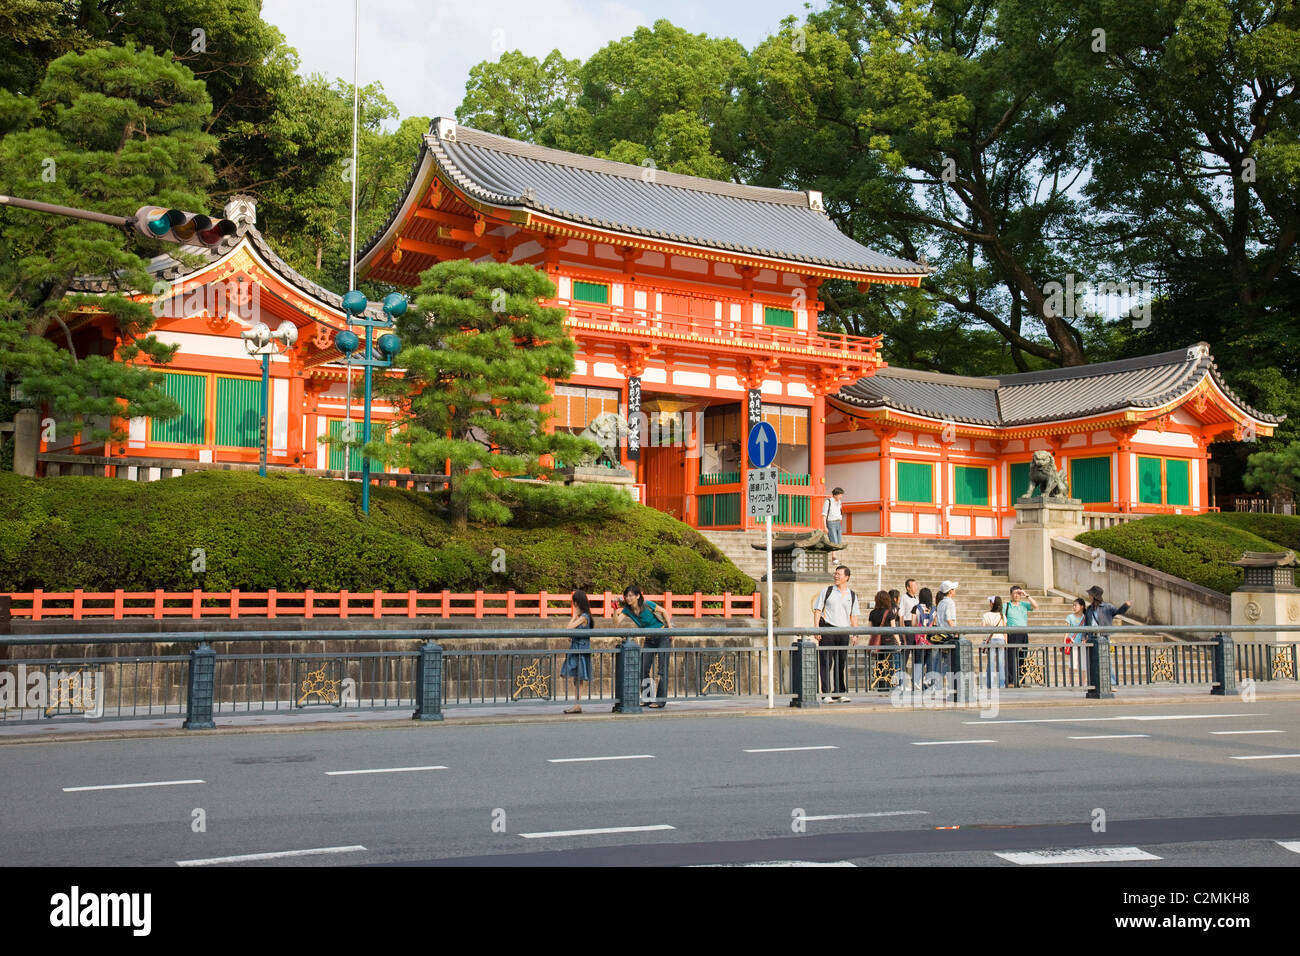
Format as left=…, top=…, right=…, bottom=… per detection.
left=766, top=512, right=774, bottom=708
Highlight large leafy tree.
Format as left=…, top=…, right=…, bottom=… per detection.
left=0, top=43, right=224, bottom=435
left=373, top=261, right=602, bottom=528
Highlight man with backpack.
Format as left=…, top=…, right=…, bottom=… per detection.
left=812, top=565, right=861, bottom=702
left=822, top=487, right=845, bottom=566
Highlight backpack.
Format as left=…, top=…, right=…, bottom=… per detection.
left=912, top=604, right=936, bottom=645
left=819, top=585, right=856, bottom=627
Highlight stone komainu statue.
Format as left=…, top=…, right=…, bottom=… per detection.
left=1026, top=449, right=1071, bottom=498
left=576, top=411, right=627, bottom=467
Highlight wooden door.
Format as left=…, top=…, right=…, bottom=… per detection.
left=642, top=444, right=688, bottom=521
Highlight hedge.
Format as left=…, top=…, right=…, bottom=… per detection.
left=0, top=471, right=756, bottom=596
left=1077, top=515, right=1290, bottom=594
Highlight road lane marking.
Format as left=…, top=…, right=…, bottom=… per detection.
left=325, top=766, right=448, bottom=776
left=519, top=825, right=675, bottom=839
left=1230, top=754, right=1300, bottom=760
left=912, top=740, right=997, bottom=746
left=996, top=847, right=1161, bottom=865
left=802, top=811, right=929, bottom=821
left=177, top=845, right=367, bottom=866
left=1210, top=730, right=1284, bottom=735
left=970, top=714, right=1266, bottom=725
left=546, top=755, right=655, bottom=763
left=1068, top=734, right=1150, bottom=740
left=1278, top=841, right=1300, bottom=854
left=696, top=861, right=857, bottom=867
left=743, top=746, right=840, bottom=753
left=64, top=779, right=204, bottom=792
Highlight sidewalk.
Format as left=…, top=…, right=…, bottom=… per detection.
left=3, top=682, right=1297, bottom=744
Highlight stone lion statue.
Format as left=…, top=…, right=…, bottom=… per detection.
left=576, top=412, right=627, bottom=467
left=1027, top=450, right=1070, bottom=498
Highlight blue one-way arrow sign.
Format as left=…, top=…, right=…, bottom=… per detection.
left=747, top=421, right=777, bottom=468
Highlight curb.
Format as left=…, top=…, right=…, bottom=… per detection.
left=3, top=690, right=1298, bottom=746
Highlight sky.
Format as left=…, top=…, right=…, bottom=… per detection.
left=261, top=0, right=820, bottom=124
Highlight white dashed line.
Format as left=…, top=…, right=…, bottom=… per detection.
left=1068, top=734, right=1151, bottom=740
left=325, top=766, right=447, bottom=776
left=996, top=847, right=1161, bottom=865
left=64, top=779, right=204, bottom=792
left=1278, top=841, right=1300, bottom=854
left=546, top=755, right=655, bottom=763
left=744, top=746, right=840, bottom=753
left=971, top=714, right=1266, bottom=725
left=1230, top=754, right=1300, bottom=760
left=177, top=845, right=367, bottom=866
left=520, top=825, right=675, bottom=839
left=912, top=739, right=997, bottom=746
left=1210, top=730, right=1284, bottom=735
left=801, top=811, right=929, bottom=821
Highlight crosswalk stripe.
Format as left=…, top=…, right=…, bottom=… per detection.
left=996, top=847, right=1161, bottom=865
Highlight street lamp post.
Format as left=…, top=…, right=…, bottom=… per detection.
left=240, top=320, right=298, bottom=478
left=336, top=290, right=405, bottom=514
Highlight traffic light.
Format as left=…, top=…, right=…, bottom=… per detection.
left=134, top=206, right=236, bottom=247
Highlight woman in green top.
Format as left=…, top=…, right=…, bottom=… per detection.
left=614, top=585, right=672, bottom=708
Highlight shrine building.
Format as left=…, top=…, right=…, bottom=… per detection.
left=41, top=118, right=1282, bottom=537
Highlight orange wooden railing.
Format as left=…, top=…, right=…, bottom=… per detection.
left=1, top=589, right=762, bottom=622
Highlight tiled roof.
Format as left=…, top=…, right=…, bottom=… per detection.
left=833, top=344, right=1283, bottom=426
left=358, top=118, right=928, bottom=277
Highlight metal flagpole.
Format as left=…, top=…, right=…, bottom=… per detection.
left=766, top=513, right=774, bottom=708
left=343, top=0, right=361, bottom=481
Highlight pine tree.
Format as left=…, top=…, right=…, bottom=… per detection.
left=374, top=260, right=603, bottom=527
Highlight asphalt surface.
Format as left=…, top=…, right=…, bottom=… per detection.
left=3, top=698, right=1299, bottom=867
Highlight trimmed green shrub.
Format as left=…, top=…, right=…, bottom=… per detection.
left=1203, top=513, right=1300, bottom=553
left=0, top=471, right=756, bottom=596
left=1077, top=515, right=1288, bottom=594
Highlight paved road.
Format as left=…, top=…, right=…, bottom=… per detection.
left=2, top=699, right=1298, bottom=867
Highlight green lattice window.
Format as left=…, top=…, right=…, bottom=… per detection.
left=328, top=419, right=387, bottom=472
left=1165, top=458, right=1190, bottom=506
left=1070, top=456, right=1112, bottom=504
left=896, top=461, right=933, bottom=503
left=954, top=465, right=990, bottom=506
left=1138, top=456, right=1163, bottom=504
left=573, top=281, right=609, bottom=304
left=1009, top=461, right=1038, bottom=500
left=215, top=376, right=260, bottom=448
left=763, top=306, right=794, bottom=328
left=151, top=372, right=206, bottom=444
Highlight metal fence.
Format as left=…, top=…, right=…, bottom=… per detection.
left=1, top=626, right=1296, bottom=726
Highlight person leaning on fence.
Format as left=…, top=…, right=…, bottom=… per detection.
left=909, top=586, right=937, bottom=686
left=982, top=596, right=1007, bottom=689
left=614, top=584, right=672, bottom=708
left=1004, top=586, right=1037, bottom=688
left=823, top=487, right=845, bottom=565
left=869, top=590, right=903, bottom=689
left=1066, top=597, right=1088, bottom=684
left=561, top=590, right=595, bottom=714
left=812, top=565, right=860, bottom=702
left=930, top=582, right=959, bottom=681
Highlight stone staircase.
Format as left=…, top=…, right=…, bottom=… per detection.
left=702, top=531, right=1146, bottom=641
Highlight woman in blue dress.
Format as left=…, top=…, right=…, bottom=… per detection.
left=561, top=590, right=594, bottom=713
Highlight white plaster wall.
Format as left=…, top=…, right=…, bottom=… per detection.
left=151, top=330, right=251, bottom=362
left=917, top=513, right=940, bottom=535
left=787, top=382, right=812, bottom=398
left=949, top=515, right=971, bottom=536
left=611, top=284, right=624, bottom=307
left=557, top=276, right=571, bottom=298
left=592, top=362, right=622, bottom=380
left=760, top=380, right=782, bottom=395
left=641, top=367, right=668, bottom=384
left=673, top=370, right=711, bottom=388
left=827, top=460, right=879, bottom=502
left=272, top=377, right=288, bottom=451
left=715, top=375, right=743, bottom=392
left=975, top=516, right=996, bottom=537
left=1134, top=429, right=1198, bottom=448
left=890, top=512, right=914, bottom=534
